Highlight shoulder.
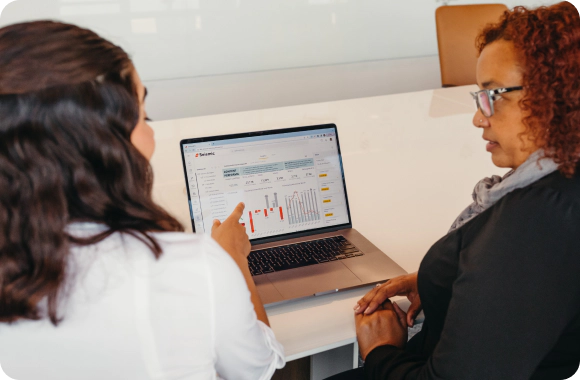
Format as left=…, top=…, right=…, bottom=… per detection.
left=511, top=169, right=580, bottom=210
left=533, top=167, right=580, bottom=193
left=69, top=227, right=235, bottom=277
left=151, top=231, right=222, bottom=256
left=485, top=170, right=580, bottom=235
left=148, top=231, right=237, bottom=272
left=474, top=170, right=580, bottom=232
left=460, top=171, right=580, bottom=267
left=67, top=226, right=241, bottom=286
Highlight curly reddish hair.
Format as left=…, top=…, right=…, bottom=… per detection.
left=477, top=2, right=580, bottom=176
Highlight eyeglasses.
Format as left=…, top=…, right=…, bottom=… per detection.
left=470, top=86, right=523, bottom=117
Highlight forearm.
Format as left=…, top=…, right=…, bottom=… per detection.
left=236, top=259, right=270, bottom=326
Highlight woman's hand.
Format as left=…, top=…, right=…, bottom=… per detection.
left=211, top=202, right=251, bottom=263
left=356, top=301, right=408, bottom=360
left=354, top=272, right=421, bottom=327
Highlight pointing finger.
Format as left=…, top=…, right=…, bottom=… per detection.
left=226, top=202, right=245, bottom=223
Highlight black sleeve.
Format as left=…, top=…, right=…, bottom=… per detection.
left=364, top=186, right=580, bottom=380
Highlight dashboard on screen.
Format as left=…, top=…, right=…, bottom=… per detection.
left=181, top=127, right=351, bottom=241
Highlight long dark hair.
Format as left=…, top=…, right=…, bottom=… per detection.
left=0, top=21, right=183, bottom=325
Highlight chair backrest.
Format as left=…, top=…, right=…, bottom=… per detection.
left=435, top=4, right=508, bottom=87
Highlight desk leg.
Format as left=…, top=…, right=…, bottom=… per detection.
left=310, top=344, right=358, bottom=380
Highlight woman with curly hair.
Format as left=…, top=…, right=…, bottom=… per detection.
left=0, top=21, right=284, bottom=379
left=332, top=2, right=580, bottom=379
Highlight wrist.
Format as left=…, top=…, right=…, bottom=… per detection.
left=362, top=341, right=404, bottom=361
left=234, top=255, right=250, bottom=272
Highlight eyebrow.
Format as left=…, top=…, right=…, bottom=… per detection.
left=481, top=80, right=501, bottom=89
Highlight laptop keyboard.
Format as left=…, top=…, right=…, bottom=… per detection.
left=248, top=236, right=363, bottom=276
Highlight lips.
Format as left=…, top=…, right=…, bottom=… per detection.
left=483, top=137, right=499, bottom=152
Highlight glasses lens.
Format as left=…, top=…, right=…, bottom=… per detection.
left=477, top=91, right=492, bottom=117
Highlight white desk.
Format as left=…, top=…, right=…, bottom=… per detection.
left=150, top=85, right=507, bottom=368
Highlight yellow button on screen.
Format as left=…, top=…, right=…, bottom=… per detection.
left=319, top=174, right=327, bottom=177
left=323, top=199, right=331, bottom=203
left=325, top=213, right=334, bottom=217
left=321, top=187, right=329, bottom=191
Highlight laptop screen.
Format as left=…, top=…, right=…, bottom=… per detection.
left=181, top=125, right=352, bottom=243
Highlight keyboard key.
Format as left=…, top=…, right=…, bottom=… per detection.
left=248, top=236, right=364, bottom=275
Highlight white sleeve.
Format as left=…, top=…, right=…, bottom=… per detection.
left=203, top=237, right=285, bottom=380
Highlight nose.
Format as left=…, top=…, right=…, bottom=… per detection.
left=473, top=108, right=489, bottom=129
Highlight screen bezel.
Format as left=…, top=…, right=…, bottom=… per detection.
left=179, top=123, right=353, bottom=246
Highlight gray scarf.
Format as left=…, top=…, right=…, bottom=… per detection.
left=449, top=150, right=558, bottom=232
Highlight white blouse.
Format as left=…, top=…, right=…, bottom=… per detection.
left=0, top=224, right=285, bottom=380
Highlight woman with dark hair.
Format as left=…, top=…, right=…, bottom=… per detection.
left=0, top=21, right=284, bottom=379
left=331, top=2, right=580, bottom=379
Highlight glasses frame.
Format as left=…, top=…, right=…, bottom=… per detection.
left=470, top=86, right=523, bottom=117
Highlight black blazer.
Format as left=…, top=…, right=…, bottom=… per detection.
left=365, top=170, right=580, bottom=380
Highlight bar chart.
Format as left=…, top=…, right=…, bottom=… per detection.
left=246, top=191, right=286, bottom=235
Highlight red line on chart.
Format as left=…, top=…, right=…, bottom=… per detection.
left=249, top=211, right=255, bottom=233
left=287, top=191, right=317, bottom=216
left=279, top=206, right=284, bottom=220
left=286, top=189, right=320, bottom=225
left=264, top=209, right=268, bottom=217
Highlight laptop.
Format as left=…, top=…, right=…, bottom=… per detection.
left=180, top=124, right=406, bottom=305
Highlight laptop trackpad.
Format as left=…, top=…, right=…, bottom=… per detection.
left=266, top=262, right=362, bottom=300
left=254, top=274, right=285, bottom=304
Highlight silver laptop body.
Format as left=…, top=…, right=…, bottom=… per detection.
left=180, top=124, right=406, bottom=305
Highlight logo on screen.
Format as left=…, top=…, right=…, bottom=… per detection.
left=196, top=152, right=215, bottom=158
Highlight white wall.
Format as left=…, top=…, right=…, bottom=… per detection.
left=0, top=0, right=558, bottom=81
left=0, top=0, right=559, bottom=119
left=144, top=55, right=443, bottom=120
